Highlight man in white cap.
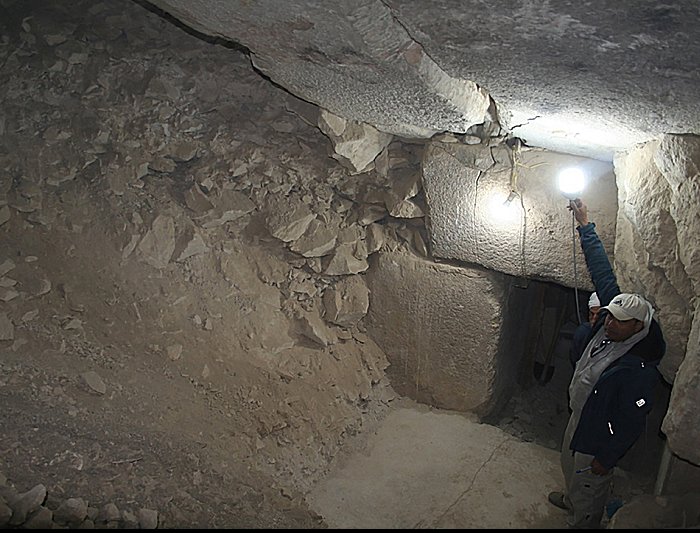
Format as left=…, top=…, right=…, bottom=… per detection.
left=587, top=292, right=601, bottom=325
left=548, top=198, right=666, bottom=528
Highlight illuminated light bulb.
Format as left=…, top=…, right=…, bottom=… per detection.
left=558, top=167, right=585, bottom=199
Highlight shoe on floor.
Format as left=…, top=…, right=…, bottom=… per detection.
left=548, top=491, right=571, bottom=511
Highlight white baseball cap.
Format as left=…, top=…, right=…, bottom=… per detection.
left=603, top=293, right=651, bottom=322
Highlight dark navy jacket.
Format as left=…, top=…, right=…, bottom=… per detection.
left=569, top=223, right=666, bottom=470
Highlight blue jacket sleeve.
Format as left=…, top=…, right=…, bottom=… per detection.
left=577, top=223, right=621, bottom=307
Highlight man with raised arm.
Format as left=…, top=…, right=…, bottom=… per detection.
left=548, top=198, right=666, bottom=529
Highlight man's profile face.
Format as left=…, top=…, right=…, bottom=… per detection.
left=604, top=314, right=643, bottom=341
left=589, top=306, right=601, bottom=325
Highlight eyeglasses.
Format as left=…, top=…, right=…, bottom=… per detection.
left=590, top=339, right=612, bottom=358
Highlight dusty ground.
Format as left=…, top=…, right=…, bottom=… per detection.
left=0, top=0, right=690, bottom=529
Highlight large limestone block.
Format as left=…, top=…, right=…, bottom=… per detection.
left=364, top=251, right=530, bottom=416
left=613, top=135, right=700, bottom=466
left=422, top=142, right=617, bottom=289
left=148, top=0, right=491, bottom=138
left=662, top=302, right=700, bottom=466
left=613, top=137, right=696, bottom=381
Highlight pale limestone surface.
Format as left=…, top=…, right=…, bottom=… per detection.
left=365, top=251, right=537, bottom=417
left=149, top=0, right=700, bottom=161
left=613, top=135, right=700, bottom=465
left=423, top=143, right=617, bottom=288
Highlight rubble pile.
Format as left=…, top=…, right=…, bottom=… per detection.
left=0, top=0, right=435, bottom=527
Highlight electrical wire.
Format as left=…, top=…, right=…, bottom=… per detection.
left=572, top=208, right=582, bottom=325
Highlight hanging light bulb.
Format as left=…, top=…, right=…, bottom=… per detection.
left=558, top=167, right=585, bottom=199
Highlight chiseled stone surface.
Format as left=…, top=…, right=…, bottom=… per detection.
left=422, top=141, right=617, bottom=289
left=148, top=0, right=700, bottom=161
left=365, top=251, right=536, bottom=417
left=614, top=134, right=700, bottom=465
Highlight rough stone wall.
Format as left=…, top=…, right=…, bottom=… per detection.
left=614, top=135, right=700, bottom=466
left=422, top=142, right=618, bottom=288
left=0, top=0, right=410, bottom=526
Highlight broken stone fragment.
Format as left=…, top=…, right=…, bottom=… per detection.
left=44, top=33, right=68, bottom=46
left=0, top=259, right=15, bottom=277
left=97, top=503, right=120, bottom=523
left=0, top=205, right=9, bottom=226
left=184, top=184, right=214, bottom=214
left=289, top=277, right=317, bottom=298
left=137, top=215, right=175, bottom=269
left=166, top=344, right=183, bottom=361
left=121, top=234, right=139, bottom=261
left=35, top=278, right=52, bottom=296
left=53, top=498, right=88, bottom=527
left=296, top=307, right=338, bottom=346
left=324, top=243, right=369, bottom=275
left=323, top=275, right=370, bottom=327
left=413, top=230, right=429, bottom=257
left=8, top=484, right=46, bottom=526
left=389, top=167, right=422, bottom=200
left=0, top=312, right=14, bottom=340
left=21, top=309, right=39, bottom=322
left=357, top=204, right=387, bottom=225
left=146, top=76, right=182, bottom=101
left=337, top=224, right=364, bottom=245
left=375, top=146, right=390, bottom=177
left=63, top=318, right=83, bottom=330
left=22, top=506, right=52, bottom=529
left=0, top=287, right=18, bottom=302
left=384, top=192, right=425, bottom=218
left=365, top=223, right=385, bottom=254
left=27, top=209, right=54, bottom=226
left=166, top=140, right=199, bottom=162
left=199, top=189, right=255, bottom=228
left=148, top=156, right=177, bottom=173
left=138, top=508, right=159, bottom=529
left=172, top=224, right=208, bottom=262
left=81, top=371, right=106, bottom=395
left=318, top=109, right=393, bottom=174
left=307, top=257, right=323, bottom=273
left=290, top=218, right=337, bottom=257
left=135, top=161, right=150, bottom=181
left=263, top=195, right=316, bottom=242
left=105, top=164, right=132, bottom=196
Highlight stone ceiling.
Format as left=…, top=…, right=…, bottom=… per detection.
left=146, top=0, right=700, bottom=162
